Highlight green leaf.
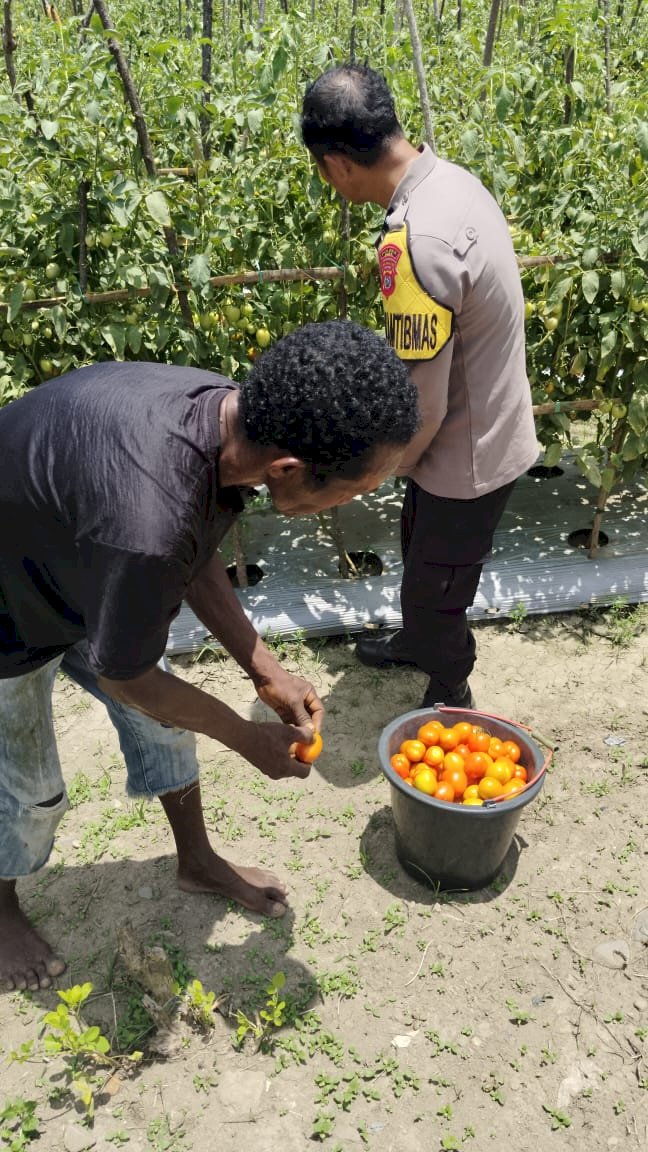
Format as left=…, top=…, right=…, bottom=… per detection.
left=40, top=120, right=59, bottom=140
left=581, top=270, right=599, bottom=304
left=459, top=128, right=480, bottom=160
left=50, top=305, right=67, bottom=341
left=600, top=328, right=617, bottom=358
left=127, top=324, right=142, bottom=353
left=144, top=190, right=171, bottom=229
left=101, top=323, right=126, bottom=359
left=247, top=109, right=264, bottom=134
left=495, top=86, right=514, bottom=122
left=188, top=252, right=211, bottom=292
left=576, top=454, right=602, bottom=488
left=7, top=283, right=24, bottom=322
left=543, top=442, right=562, bottom=468
left=636, top=121, right=648, bottom=161
left=610, top=269, right=625, bottom=298
left=271, top=44, right=288, bottom=81
left=627, top=393, right=648, bottom=436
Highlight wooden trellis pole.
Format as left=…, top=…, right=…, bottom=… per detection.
left=90, top=0, right=195, bottom=329
left=402, top=0, right=435, bottom=150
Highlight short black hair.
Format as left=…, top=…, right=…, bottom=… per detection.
left=301, top=64, right=403, bottom=167
left=239, top=320, right=418, bottom=485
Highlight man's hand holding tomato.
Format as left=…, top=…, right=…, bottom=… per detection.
left=248, top=665, right=324, bottom=779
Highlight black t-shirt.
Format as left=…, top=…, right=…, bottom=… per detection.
left=0, top=362, right=245, bottom=679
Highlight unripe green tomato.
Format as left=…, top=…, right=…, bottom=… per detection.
left=31, top=319, right=40, bottom=333
left=99, top=231, right=113, bottom=248
left=240, top=302, right=254, bottom=319
left=544, top=316, right=559, bottom=332
left=41, top=326, right=53, bottom=340
left=22, top=332, right=33, bottom=347
left=39, top=358, right=54, bottom=374
left=22, top=285, right=36, bottom=301
left=524, top=300, right=534, bottom=321
left=611, top=402, right=627, bottom=419
left=256, top=327, right=271, bottom=348
left=45, top=261, right=60, bottom=280
left=85, top=233, right=97, bottom=250
left=125, top=312, right=138, bottom=325
left=224, top=304, right=240, bottom=324
left=199, top=313, right=214, bottom=331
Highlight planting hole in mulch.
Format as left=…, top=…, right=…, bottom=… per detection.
left=527, top=464, right=565, bottom=479
left=226, top=563, right=265, bottom=587
left=337, top=550, right=384, bottom=578
left=567, top=528, right=609, bottom=549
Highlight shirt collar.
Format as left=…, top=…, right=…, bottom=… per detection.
left=385, top=143, right=437, bottom=221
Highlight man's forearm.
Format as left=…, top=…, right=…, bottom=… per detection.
left=185, top=550, right=281, bottom=686
left=98, top=664, right=250, bottom=752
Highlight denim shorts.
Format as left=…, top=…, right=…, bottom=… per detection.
left=0, top=642, right=198, bottom=879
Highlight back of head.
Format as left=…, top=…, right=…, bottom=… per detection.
left=239, top=320, right=418, bottom=483
left=301, top=64, right=402, bottom=166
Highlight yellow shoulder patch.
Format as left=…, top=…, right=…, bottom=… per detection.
left=377, top=224, right=453, bottom=361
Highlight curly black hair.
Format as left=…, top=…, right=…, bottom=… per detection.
left=239, top=320, right=418, bottom=483
left=301, top=64, right=403, bottom=167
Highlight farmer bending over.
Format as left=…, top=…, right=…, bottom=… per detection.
left=0, top=320, right=418, bottom=992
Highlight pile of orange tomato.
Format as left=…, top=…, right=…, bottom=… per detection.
left=390, top=718, right=529, bottom=805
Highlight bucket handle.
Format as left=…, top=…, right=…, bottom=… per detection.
left=434, top=705, right=554, bottom=805
left=435, top=704, right=556, bottom=752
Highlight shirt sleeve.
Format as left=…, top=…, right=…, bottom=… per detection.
left=391, top=231, right=468, bottom=475
left=77, top=540, right=192, bottom=680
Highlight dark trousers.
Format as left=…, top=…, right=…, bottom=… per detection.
left=399, top=478, right=516, bottom=688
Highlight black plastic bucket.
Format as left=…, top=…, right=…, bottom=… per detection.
left=378, top=706, right=550, bottom=891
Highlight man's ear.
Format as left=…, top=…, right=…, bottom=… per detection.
left=323, top=153, right=355, bottom=183
left=265, top=456, right=306, bottom=481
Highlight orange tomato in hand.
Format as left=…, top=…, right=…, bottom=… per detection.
left=294, top=730, right=323, bottom=764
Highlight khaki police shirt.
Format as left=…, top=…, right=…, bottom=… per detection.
left=378, top=144, right=539, bottom=499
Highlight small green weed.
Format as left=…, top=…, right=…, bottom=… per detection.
left=39, top=983, right=141, bottom=1119
left=542, top=1104, right=571, bottom=1129
left=0, top=1099, right=40, bottom=1151
left=234, top=972, right=287, bottom=1051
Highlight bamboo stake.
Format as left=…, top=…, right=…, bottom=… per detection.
left=402, top=0, right=436, bottom=150
left=200, top=0, right=213, bottom=161
left=482, top=0, right=501, bottom=67
left=3, top=0, right=35, bottom=110
left=531, top=398, right=598, bottom=417
left=0, top=249, right=624, bottom=314
left=2, top=0, right=17, bottom=91
left=78, top=178, right=90, bottom=294
left=90, top=0, right=195, bottom=329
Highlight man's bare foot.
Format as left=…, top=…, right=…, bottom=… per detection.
left=177, top=853, right=288, bottom=918
left=0, top=881, right=66, bottom=991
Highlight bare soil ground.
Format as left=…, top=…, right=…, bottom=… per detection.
left=2, top=606, right=648, bottom=1152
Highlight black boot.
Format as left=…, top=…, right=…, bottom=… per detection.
left=354, top=629, right=418, bottom=670
left=421, top=679, right=476, bottom=710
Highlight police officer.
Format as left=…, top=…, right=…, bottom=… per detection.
left=301, top=64, right=538, bottom=708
